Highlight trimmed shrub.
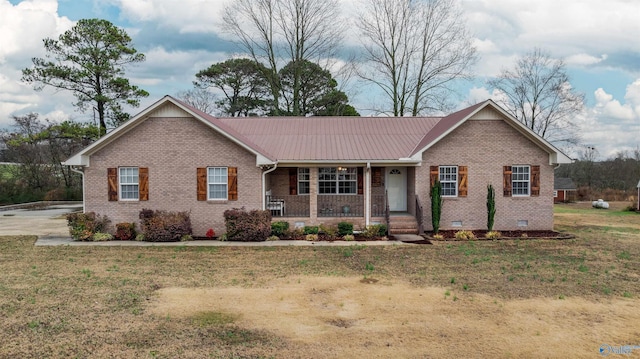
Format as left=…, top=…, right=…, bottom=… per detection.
left=139, top=209, right=192, bottom=242
left=305, top=234, right=318, bottom=241
left=303, top=226, right=319, bottom=235
left=455, top=230, right=475, bottom=241
left=337, top=222, right=353, bottom=236
left=271, top=221, right=290, bottom=236
left=267, top=235, right=280, bottom=241
left=362, top=224, right=387, bottom=238
left=486, top=231, right=502, bottom=240
left=115, top=222, right=136, bottom=241
left=93, top=232, right=113, bottom=241
left=319, top=224, right=337, bottom=239
left=487, top=184, right=496, bottom=231
left=431, top=180, right=443, bottom=234
left=223, top=207, right=271, bottom=242
left=343, top=234, right=355, bottom=241
left=66, top=212, right=111, bottom=241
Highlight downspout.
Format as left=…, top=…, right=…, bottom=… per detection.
left=69, top=165, right=86, bottom=213
left=261, top=163, right=278, bottom=210
left=365, top=162, right=371, bottom=226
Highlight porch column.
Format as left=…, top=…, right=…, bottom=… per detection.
left=309, top=167, right=318, bottom=222
left=365, top=164, right=371, bottom=226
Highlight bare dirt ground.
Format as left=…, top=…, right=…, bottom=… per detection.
left=151, top=276, right=640, bottom=358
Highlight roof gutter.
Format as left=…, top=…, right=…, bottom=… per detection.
left=69, top=165, right=86, bottom=213
left=261, top=163, right=278, bottom=210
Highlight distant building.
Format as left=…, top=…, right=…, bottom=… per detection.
left=554, top=177, right=577, bottom=203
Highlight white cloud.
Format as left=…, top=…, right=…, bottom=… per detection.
left=0, top=0, right=76, bottom=127
left=463, top=0, right=640, bottom=75
left=113, top=0, right=229, bottom=33
left=594, top=88, right=635, bottom=121
left=585, top=82, right=640, bottom=158
left=565, top=53, right=608, bottom=67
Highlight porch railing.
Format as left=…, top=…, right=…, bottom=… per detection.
left=415, top=194, right=424, bottom=234
left=371, top=194, right=386, bottom=217
left=318, top=195, right=364, bottom=217
left=384, top=190, right=390, bottom=234
left=266, top=195, right=310, bottom=217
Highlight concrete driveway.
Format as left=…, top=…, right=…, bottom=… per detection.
left=0, top=202, right=81, bottom=236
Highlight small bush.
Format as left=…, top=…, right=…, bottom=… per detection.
left=305, top=234, right=318, bottom=241
left=223, top=207, right=271, bottom=242
left=92, top=232, right=113, bottom=241
left=66, top=212, right=111, bottom=241
left=343, top=234, right=355, bottom=241
left=285, top=227, right=304, bottom=240
left=181, top=234, right=193, bottom=242
left=267, top=235, right=280, bottom=241
left=303, top=226, right=319, bottom=235
left=139, top=209, right=192, bottom=242
left=135, top=234, right=145, bottom=241
left=337, top=222, right=353, bottom=236
left=454, top=230, right=475, bottom=241
left=432, top=233, right=444, bottom=240
left=271, top=221, right=290, bottom=236
left=361, top=224, right=386, bottom=238
left=320, top=224, right=337, bottom=239
left=206, top=228, right=215, bottom=239
left=486, top=231, right=502, bottom=240
left=115, top=222, right=136, bottom=241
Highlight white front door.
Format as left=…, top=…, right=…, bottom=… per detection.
left=386, top=167, right=407, bottom=211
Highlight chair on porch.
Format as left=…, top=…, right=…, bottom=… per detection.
left=266, top=190, right=285, bottom=216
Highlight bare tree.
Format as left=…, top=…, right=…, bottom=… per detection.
left=222, top=0, right=344, bottom=116
left=488, top=48, right=585, bottom=147
left=357, top=0, right=477, bottom=116
left=176, top=88, right=219, bottom=115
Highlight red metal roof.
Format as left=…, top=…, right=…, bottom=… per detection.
left=217, top=116, right=440, bottom=161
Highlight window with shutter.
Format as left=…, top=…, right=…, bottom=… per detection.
left=197, top=167, right=237, bottom=201
left=530, top=165, right=540, bottom=197
left=458, top=166, right=468, bottom=197
left=503, top=166, right=512, bottom=197
left=108, top=168, right=118, bottom=201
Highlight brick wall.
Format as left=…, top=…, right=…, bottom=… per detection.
left=84, top=114, right=263, bottom=236
left=417, top=119, right=555, bottom=231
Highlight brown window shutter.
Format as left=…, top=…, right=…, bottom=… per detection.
left=503, top=166, right=512, bottom=197
left=139, top=167, right=149, bottom=201
left=228, top=167, right=238, bottom=201
left=197, top=167, right=207, bottom=201
left=530, top=165, right=540, bottom=196
left=289, top=168, right=297, bottom=195
left=372, top=167, right=383, bottom=187
left=108, top=167, right=118, bottom=201
left=458, top=166, right=468, bottom=197
left=430, top=166, right=439, bottom=187
left=357, top=167, right=364, bottom=195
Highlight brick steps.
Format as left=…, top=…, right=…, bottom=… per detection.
left=388, top=215, right=419, bottom=235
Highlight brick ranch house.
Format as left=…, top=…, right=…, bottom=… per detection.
left=63, top=96, right=572, bottom=236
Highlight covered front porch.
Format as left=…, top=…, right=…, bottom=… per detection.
left=263, top=166, right=423, bottom=233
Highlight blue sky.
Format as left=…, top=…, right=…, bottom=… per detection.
left=1, top=0, right=639, bottom=159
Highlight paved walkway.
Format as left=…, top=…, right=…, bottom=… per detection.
left=34, top=235, right=423, bottom=247
left=1, top=202, right=424, bottom=247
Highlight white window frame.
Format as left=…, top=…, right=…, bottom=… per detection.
left=298, top=168, right=310, bottom=195
left=318, top=167, right=357, bottom=195
left=119, top=167, right=139, bottom=201
left=207, top=167, right=228, bottom=200
left=512, top=165, right=530, bottom=196
left=439, top=166, right=458, bottom=197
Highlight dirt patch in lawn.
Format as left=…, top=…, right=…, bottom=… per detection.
left=150, top=276, right=640, bottom=358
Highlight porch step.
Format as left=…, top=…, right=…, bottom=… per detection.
left=388, top=215, right=419, bottom=235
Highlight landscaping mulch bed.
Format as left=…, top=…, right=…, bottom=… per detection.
left=426, top=230, right=574, bottom=241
